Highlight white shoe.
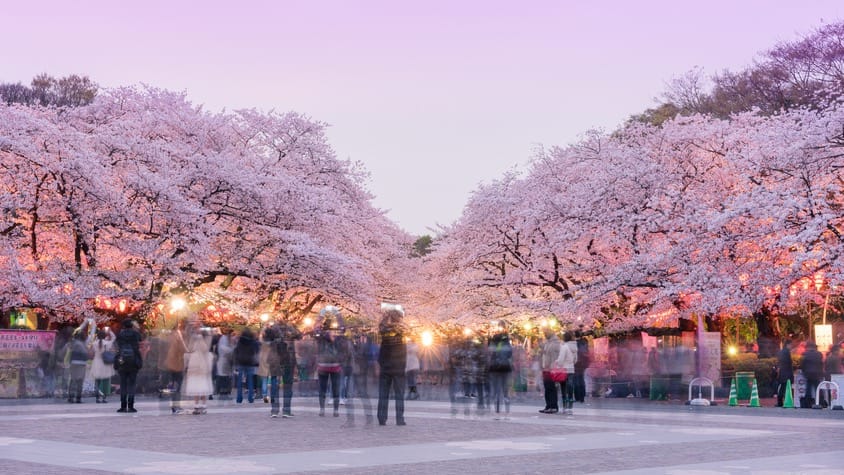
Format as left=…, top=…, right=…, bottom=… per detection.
left=339, top=398, right=347, bottom=405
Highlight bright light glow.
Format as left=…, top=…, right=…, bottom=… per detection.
left=260, top=313, right=270, bottom=322
left=548, top=319, right=558, bottom=328
left=727, top=346, right=738, bottom=356
left=540, top=319, right=548, bottom=328
left=170, top=296, right=187, bottom=312
left=421, top=330, right=434, bottom=347
left=331, top=321, right=339, bottom=329
left=463, top=327, right=472, bottom=336
left=117, top=299, right=127, bottom=313
left=303, top=317, right=314, bottom=327
left=523, top=322, right=532, bottom=331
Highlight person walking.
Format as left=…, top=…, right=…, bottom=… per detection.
left=344, top=330, right=376, bottom=427
left=276, top=322, right=301, bottom=418
left=776, top=339, right=794, bottom=407
left=539, top=330, right=561, bottom=414
left=233, top=328, right=260, bottom=404
left=90, top=327, right=116, bottom=403
left=573, top=329, right=590, bottom=402
left=405, top=338, right=421, bottom=400
left=487, top=321, right=513, bottom=420
left=183, top=322, right=214, bottom=415
left=114, top=319, right=143, bottom=413
left=377, top=306, right=407, bottom=426
left=163, top=321, right=188, bottom=414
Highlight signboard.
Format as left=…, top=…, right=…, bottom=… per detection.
left=0, top=330, right=56, bottom=398
left=699, top=331, right=722, bottom=386
left=815, top=324, right=833, bottom=353
left=830, top=374, right=844, bottom=408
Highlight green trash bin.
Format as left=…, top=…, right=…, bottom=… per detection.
left=650, top=376, right=668, bottom=400
left=735, top=371, right=755, bottom=401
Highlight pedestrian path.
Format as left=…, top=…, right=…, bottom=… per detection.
left=0, top=398, right=842, bottom=474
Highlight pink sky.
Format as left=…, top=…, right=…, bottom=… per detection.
left=3, top=1, right=842, bottom=235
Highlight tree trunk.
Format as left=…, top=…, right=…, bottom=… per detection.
left=754, top=306, right=781, bottom=358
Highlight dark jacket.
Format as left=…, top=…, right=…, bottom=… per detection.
left=378, top=323, right=407, bottom=375
left=488, top=333, right=513, bottom=373
left=114, top=327, right=143, bottom=372
left=776, top=347, right=793, bottom=382
left=800, top=347, right=824, bottom=381
left=234, top=333, right=260, bottom=367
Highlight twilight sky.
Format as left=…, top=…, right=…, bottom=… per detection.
left=2, top=1, right=842, bottom=235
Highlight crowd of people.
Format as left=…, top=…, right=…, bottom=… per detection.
left=42, top=309, right=844, bottom=421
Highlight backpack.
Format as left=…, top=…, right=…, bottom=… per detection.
left=489, top=341, right=512, bottom=372
left=116, top=346, right=136, bottom=369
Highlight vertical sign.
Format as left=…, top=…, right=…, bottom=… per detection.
left=815, top=324, right=833, bottom=353
left=700, top=331, right=722, bottom=386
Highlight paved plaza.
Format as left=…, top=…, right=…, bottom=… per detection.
left=1, top=393, right=843, bottom=475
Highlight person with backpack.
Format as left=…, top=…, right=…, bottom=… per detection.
left=114, top=319, right=144, bottom=413
left=487, top=320, right=513, bottom=419
left=233, top=327, right=260, bottom=404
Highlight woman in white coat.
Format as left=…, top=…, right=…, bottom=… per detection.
left=183, top=322, right=214, bottom=414
left=89, top=327, right=116, bottom=403
left=555, top=331, right=578, bottom=415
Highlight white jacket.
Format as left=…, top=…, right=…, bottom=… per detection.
left=555, top=341, right=578, bottom=373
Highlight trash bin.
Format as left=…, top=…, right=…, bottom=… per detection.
left=650, top=376, right=668, bottom=400
left=735, top=371, right=755, bottom=400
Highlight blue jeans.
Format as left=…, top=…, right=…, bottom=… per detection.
left=270, top=366, right=296, bottom=415
left=236, top=365, right=257, bottom=403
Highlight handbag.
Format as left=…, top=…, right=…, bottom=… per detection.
left=549, top=367, right=567, bottom=383
left=102, top=349, right=116, bottom=365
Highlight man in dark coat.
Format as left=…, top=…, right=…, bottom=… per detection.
left=776, top=340, right=794, bottom=407
left=377, top=307, right=407, bottom=426
left=800, top=341, right=824, bottom=408
left=114, top=319, right=144, bottom=413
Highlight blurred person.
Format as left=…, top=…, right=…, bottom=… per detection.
left=163, top=320, right=188, bottom=414
left=344, top=330, right=376, bottom=427
left=776, top=340, right=794, bottom=407
left=487, top=321, right=513, bottom=420
left=338, top=329, right=355, bottom=406
left=183, top=322, right=214, bottom=414
left=276, top=322, right=301, bottom=417
left=257, top=329, right=271, bottom=403
left=800, top=341, right=824, bottom=408
left=114, top=319, right=144, bottom=413
left=539, top=330, right=561, bottom=414
left=405, top=337, right=421, bottom=400
left=315, top=314, right=342, bottom=417
left=65, top=330, right=90, bottom=403
left=556, top=331, right=578, bottom=415
left=377, top=307, right=408, bottom=426
left=460, top=335, right=488, bottom=417
left=209, top=327, right=222, bottom=400
left=215, top=328, right=235, bottom=401
left=90, top=327, right=116, bottom=403
left=233, top=327, right=260, bottom=404
left=825, top=343, right=842, bottom=380
left=262, top=325, right=282, bottom=417
left=573, top=329, right=590, bottom=403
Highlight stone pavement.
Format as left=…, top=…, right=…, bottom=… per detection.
left=0, top=393, right=843, bottom=475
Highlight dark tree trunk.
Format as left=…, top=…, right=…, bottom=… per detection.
left=754, top=306, right=781, bottom=358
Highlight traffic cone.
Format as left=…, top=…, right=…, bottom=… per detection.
left=783, top=380, right=794, bottom=408
left=728, top=378, right=738, bottom=406
left=749, top=379, right=760, bottom=407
